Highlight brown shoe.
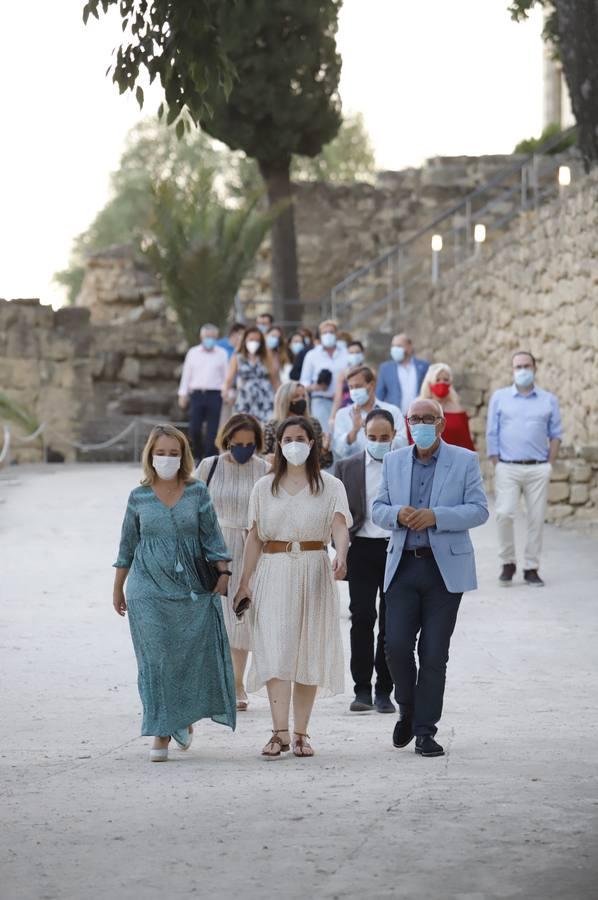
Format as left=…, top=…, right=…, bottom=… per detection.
left=261, top=730, right=290, bottom=760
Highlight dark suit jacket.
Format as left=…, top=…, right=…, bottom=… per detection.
left=334, top=451, right=367, bottom=538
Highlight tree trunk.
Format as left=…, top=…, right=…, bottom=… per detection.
left=258, top=158, right=302, bottom=325
left=555, top=0, right=598, bottom=167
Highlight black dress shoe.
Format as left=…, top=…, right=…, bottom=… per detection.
left=350, top=693, right=374, bottom=712
left=415, top=735, right=444, bottom=757
left=499, top=563, right=516, bottom=586
left=524, top=569, right=545, bottom=586
left=392, top=717, right=414, bottom=748
left=375, top=695, right=395, bottom=714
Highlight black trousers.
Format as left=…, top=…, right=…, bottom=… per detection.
left=189, top=390, right=222, bottom=462
left=347, top=536, right=394, bottom=699
left=385, top=553, right=462, bottom=736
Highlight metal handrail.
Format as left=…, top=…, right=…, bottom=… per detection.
left=329, top=125, right=578, bottom=327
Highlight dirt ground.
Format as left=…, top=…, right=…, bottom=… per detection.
left=1, top=463, right=597, bottom=900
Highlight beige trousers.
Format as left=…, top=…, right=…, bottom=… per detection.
left=494, top=461, right=551, bottom=570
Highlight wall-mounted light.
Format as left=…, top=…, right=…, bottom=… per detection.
left=474, top=224, right=486, bottom=243
left=431, top=234, right=442, bottom=284
left=558, top=165, right=571, bottom=187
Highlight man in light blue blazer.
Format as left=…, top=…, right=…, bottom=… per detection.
left=372, top=398, right=488, bottom=757
left=376, top=333, right=429, bottom=414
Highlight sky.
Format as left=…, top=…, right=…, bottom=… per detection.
left=0, top=1, right=544, bottom=309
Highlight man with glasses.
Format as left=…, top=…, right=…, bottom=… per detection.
left=486, top=351, right=562, bottom=587
left=372, top=399, right=488, bottom=758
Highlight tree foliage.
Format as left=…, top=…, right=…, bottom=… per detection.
left=509, top=1, right=598, bottom=165
left=82, top=0, right=235, bottom=125
left=145, top=181, right=283, bottom=342
left=83, top=0, right=344, bottom=321
left=514, top=121, right=577, bottom=154
left=292, top=112, right=376, bottom=183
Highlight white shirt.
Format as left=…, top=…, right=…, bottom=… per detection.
left=300, top=345, right=349, bottom=399
left=178, top=344, right=229, bottom=396
left=333, top=399, right=408, bottom=459
left=356, top=451, right=390, bottom=539
left=397, top=359, right=418, bottom=414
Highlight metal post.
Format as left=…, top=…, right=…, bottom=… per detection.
left=520, top=163, right=528, bottom=211
left=330, top=287, right=337, bottom=322
left=431, top=249, right=440, bottom=285
left=464, top=199, right=472, bottom=251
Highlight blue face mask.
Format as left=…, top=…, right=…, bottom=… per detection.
left=410, top=423, right=438, bottom=449
left=348, top=352, right=364, bottom=366
left=514, top=368, right=534, bottom=388
left=336, top=339, right=348, bottom=353
left=321, top=332, right=337, bottom=349
left=230, top=444, right=256, bottom=464
left=390, top=346, right=405, bottom=363
left=367, top=440, right=392, bottom=460
left=349, top=387, right=369, bottom=407
left=266, top=335, right=279, bottom=350
left=257, top=323, right=269, bottom=334
left=290, top=341, right=304, bottom=356
left=202, top=337, right=216, bottom=350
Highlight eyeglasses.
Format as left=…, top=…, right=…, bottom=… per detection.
left=407, top=415, right=440, bottom=426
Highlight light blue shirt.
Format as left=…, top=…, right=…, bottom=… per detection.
left=333, top=399, right=407, bottom=458
left=404, top=445, right=439, bottom=549
left=486, top=384, right=562, bottom=461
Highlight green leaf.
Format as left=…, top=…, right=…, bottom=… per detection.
left=175, top=118, right=185, bottom=140
left=135, top=85, right=144, bottom=108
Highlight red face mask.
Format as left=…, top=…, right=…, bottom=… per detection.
left=430, top=382, right=450, bottom=398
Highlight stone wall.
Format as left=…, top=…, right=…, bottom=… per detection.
left=240, top=154, right=526, bottom=321
left=412, top=170, right=598, bottom=526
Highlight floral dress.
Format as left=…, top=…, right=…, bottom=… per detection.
left=234, top=356, right=274, bottom=422
left=113, top=482, right=236, bottom=736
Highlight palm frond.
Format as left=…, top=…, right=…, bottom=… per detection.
left=0, top=392, right=39, bottom=434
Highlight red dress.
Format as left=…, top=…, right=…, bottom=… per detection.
left=406, top=411, right=475, bottom=451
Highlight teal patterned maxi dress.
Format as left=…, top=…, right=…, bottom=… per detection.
left=114, top=481, right=236, bottom=736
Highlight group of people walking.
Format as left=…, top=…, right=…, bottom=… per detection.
left=114, top=314, right=562, bottom=762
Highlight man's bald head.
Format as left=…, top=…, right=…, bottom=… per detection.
left=407, top=398, right=444, bottom=421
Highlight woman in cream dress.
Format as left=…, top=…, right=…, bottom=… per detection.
left=234, top=415, right=351, bottom=759
left=197, top=414, right=269, bottom=710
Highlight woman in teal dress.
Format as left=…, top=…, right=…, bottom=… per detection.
left=113, top=424, right=236, bottom=762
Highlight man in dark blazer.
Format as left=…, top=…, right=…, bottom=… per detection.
left=376, top=333, right=429, bottom=414
left=335, top=409, right=396, bottom=713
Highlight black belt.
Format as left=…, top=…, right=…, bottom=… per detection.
left=402, top=547, right=434, bottom=559
left=499, top=459, right=547, bottom=465
left=353, top=536, right=390, bottom=542
left=191, top=389, right=221, bottom=394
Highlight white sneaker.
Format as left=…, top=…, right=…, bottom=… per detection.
left=149, top=747, right=169, bottom=762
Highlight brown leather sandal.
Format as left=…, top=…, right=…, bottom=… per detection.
left=261, top=730, right=290, bottom=760
left=292, top=732, right=314, bottom=757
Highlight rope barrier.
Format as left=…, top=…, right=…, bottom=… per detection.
left=10, top=422, right=47, bottom=444
left=0, top=426, right=11, bottom=465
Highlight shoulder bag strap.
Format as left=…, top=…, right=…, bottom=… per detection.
left=206, top=455, right=219, bottom=488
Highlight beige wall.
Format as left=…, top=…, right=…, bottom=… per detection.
left=412, top=171, right=598, bottom=525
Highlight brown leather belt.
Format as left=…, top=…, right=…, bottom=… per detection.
left=263, top=540, right=326, bottom=554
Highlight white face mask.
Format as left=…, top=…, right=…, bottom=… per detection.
left=281, top=441, right=311, bottom=467
left=153, top=455, right=181, bottom=480
left=246, top=340, right=261, bottom=355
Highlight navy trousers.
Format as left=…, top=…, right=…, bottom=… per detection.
left=347, top=537, right=393, bottom=699
left=385, top=554, right=462, bottom=736
left=189, top=390, right=222, bottom=462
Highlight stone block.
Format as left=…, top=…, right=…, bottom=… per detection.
left=549, top=462, right=569, bottom=482
left=548, top=481, right=570, bottom=503
left=457, top=387, right=483, bottom=408
left=580, top=446, right=598, bottom=463
left=570, top=462, right=592, bottom=483
left=545, top=503, right=573, bottom=522
left=119, top=357, right=141, bottom=386
left=569, top=483, right=589, bottom=505
left=143, top=295, right=166, bottom=314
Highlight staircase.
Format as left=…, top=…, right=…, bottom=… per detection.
left=327, top=127, right=580, bottom=343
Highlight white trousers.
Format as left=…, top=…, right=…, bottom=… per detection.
left=494, top=462, right=551, bottom=570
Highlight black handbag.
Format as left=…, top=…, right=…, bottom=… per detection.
left=196, top=457, right=221, bottom=592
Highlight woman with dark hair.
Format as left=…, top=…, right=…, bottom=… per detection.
left=197, top=413, right=269, bottom=710
left=222, top=326, right=278, bottom=422
left=112, top=424, right=235, bottom=762
left=233, top=416, right=351, bottom=759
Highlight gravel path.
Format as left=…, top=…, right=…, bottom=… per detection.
left=1, top=464, right=597, bottom=900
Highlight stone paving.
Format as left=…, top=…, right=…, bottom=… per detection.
left=1, top=464, right=597, bottom=900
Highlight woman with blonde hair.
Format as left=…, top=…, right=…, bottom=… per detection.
left=222, top=326, right=278, bottom=422
left=197, top=413, right=269, bottom=711
left=113, top=424, right=235, bottom=762
left=416, top=362, right=475, bottom=450
left=263, top=380, right=332, bottom=468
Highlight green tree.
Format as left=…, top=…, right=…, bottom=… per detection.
left=509, top=1, right=598, bottom=165
left=514, top=121, right=577, bottom=154
left=145, top=180, right=283, bottom=342
left=83, top=0, right=343, bottom=324
left=198, top=1, right=342, bottom=322
left=82, top=0, right=235, bottom=125
left=292, top=112, right=376, bottom=183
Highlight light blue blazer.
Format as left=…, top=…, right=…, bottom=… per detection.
left=371, top=441, right=489, bottom=594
